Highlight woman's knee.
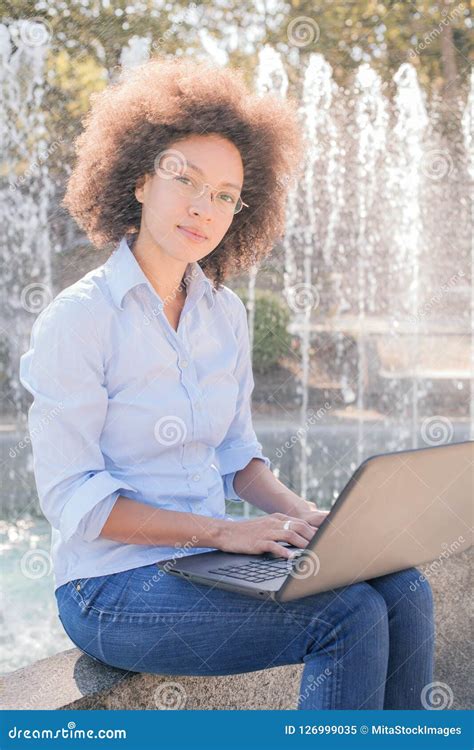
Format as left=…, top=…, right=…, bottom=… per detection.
left=388, top=567, right=435, bottom=616
left=405, top=568, right=435, bottom=622
left=406, top=567, right=434, bottom=598
left=328, top=581, right=389, bottom=642
left=371, top=567, right=435, bottom=639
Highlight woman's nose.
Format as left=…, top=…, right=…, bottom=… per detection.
left=189, top=190, right=214, bottom=218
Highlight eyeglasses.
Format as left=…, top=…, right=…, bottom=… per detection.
left=157, top=166, right=248, bottom=215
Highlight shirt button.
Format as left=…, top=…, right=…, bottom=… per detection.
left=180, top=359, right=188, bottom=368
left=192, top=474, right=200, bottom=482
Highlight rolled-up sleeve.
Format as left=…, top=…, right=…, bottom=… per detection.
left=19, top=296, right=136, bottom=542
left=215, top=294, right=272, bottom=502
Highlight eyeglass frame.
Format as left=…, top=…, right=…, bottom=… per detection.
left=157, top=166, right=249, bottom=215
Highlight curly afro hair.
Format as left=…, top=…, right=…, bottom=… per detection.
left=63, top=55, right=305, bottom=289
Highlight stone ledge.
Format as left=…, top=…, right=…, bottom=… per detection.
left=1, top=549, right=471, bottom=710
left=1, top=648, right=303, bottom=710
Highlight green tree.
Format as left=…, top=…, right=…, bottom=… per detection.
left=268, top=0, right=471, bottom=98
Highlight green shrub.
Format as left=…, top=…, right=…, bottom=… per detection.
left=234, top=287, right=292, bottom=374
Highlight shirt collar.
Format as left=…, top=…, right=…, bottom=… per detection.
left=104, top=235, right=216, bottom=311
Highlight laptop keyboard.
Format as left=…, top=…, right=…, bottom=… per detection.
left=208, top=553, right=302, bottom=583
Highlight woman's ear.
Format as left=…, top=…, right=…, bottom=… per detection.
left=134, top=174, right=146, bottom=204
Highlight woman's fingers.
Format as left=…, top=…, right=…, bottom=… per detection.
left=302, top=510, right=330, bottom=527
left=265, top=541, right=297, bottom=559
left=285, top=530, right=311, bottom=548
left=280, top=518, right=315, bottom=540
left=253, top=513, right=326, bottom=558
left=272, top=521, right=314, bottom=548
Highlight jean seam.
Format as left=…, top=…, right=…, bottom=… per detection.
left=68, top=604, right=315, bottom=621
left=61, top=585, right=333, bottom=622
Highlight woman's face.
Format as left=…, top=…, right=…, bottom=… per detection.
left=134, top=134, right=244, bottom=263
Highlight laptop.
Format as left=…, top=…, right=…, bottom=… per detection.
left=157, top=440, right=473, bottom=601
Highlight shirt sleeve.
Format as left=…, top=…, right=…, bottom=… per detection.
left=19, top=296, right=137, bottom=543
left=215, top=293, right=272, bottom=502
left=73, top=490, right=122, bottom=543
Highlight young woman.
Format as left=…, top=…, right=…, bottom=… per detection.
left=19, top=57, right=435, bottom=709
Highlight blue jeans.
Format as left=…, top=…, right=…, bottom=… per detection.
left=55, top=562, right=435, bottom=710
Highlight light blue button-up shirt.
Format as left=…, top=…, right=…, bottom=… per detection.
left=19, top=235, right=271, bottom=590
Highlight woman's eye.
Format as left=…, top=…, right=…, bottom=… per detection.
left=218, top=193, right=237, bottom=204
left=176, top=176, right=192, bottom=185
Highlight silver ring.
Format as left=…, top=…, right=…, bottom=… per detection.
left=283, top=520, right=292, bottom=531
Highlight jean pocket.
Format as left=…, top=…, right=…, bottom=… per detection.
left=68, top=574, right=109, bottom=610
left=69, top=578, right=85, bottom=591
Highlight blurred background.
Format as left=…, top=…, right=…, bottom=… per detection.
left=0, top=0, right=472, bottom=673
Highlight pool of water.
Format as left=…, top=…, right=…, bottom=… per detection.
left=1, top=518, right=75, bottom=674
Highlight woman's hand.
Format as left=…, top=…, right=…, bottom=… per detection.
left=218, top=512, right=319, bottom=560
left=291, top=500, right=331, bottom=529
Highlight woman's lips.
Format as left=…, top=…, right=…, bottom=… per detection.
left=177, top=226, right=208, bottom=243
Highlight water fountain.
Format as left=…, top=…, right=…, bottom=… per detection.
left=352, top=64, right=388, bottom=455
left=0, top=21, right=55, bottom=418
left=119, top=35, right=151, bottom=70
left=387, top=63, right=429, bottom=448
left=0, top=22, right=63, bottom=670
